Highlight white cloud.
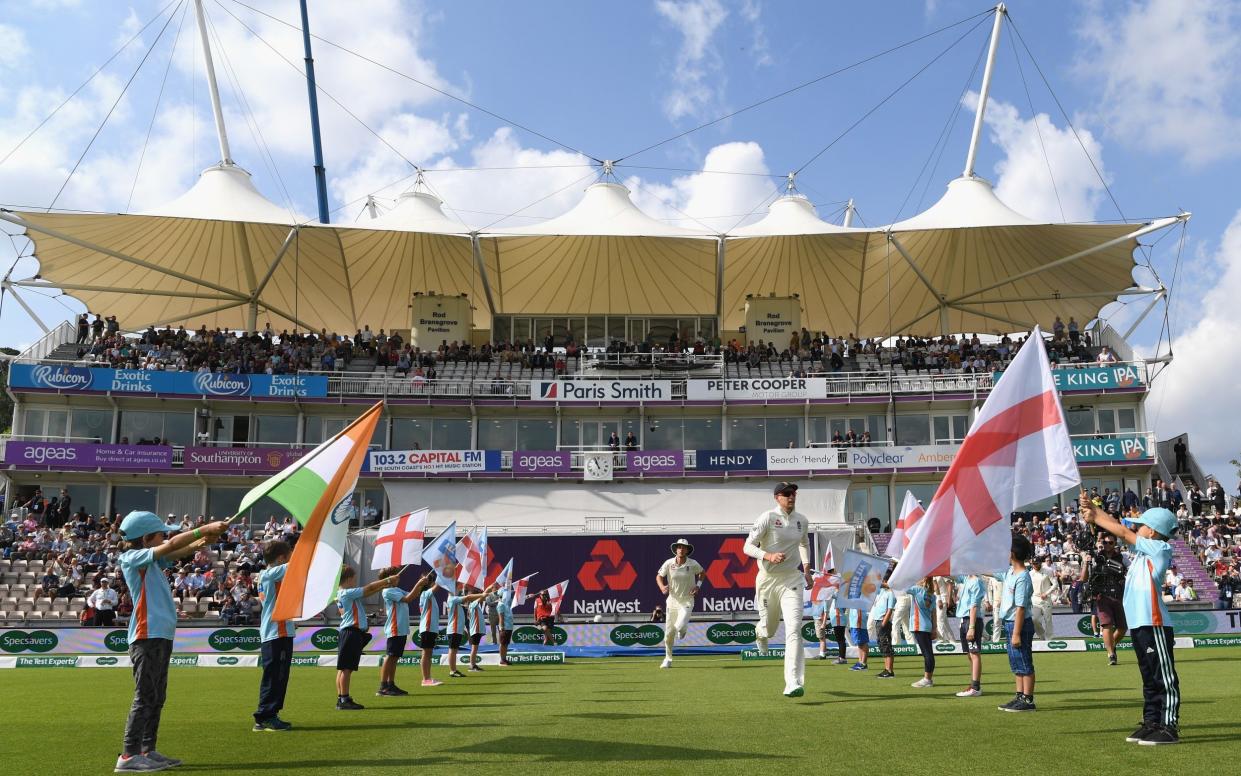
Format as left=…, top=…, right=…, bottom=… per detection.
left=739, top=1, right=772, bottom=67
left=968, top=91, right=1109, bottom=222
left=1077, top=0, right=1241, bottom=166
left=654, top=0, right=730, bottom=122
left=0, top=23, right=31, bottom=72
left=627, top=140, right=774, bottom=232
left=1148, top=208, right=1241, bottom=480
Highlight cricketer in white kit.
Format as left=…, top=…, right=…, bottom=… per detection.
left=656, top=538, right=705, bottom=668
left=744, top=481, right=814, bottom=697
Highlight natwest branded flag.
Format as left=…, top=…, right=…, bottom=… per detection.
left=512, top=573, right=537, bottom=607
left=494, top=558, right=514, bottom=587
left=546, top=579, right=570, bottom=616
left=456, top=526, right=489, bottom=589
left=369, top=509, right=427, bottom=570
left=422, top=522, right=459, bottom=592
left=887, top=491, right=925, bottom=561
left=889, top=327, right=1079, bottom=589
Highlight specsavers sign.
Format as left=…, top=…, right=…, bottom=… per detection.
left=687, top=378, right=828, bottom=401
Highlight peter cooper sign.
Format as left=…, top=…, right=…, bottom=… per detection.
left=686, top=377, right=828, bottom=401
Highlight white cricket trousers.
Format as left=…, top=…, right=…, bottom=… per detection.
left=934, top=602, right=954, bottom=642
left=754, top=572, right=805, bottom=692
left=893, top=593, right=913, bottom=645
left=664, top=597, right=692, bottom=658
left=1031, top=600, right=1053, bottom=641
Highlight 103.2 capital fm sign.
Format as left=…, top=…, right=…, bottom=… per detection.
left=484, top=533, right=759, bottom=615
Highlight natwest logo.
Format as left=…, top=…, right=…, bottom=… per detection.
left=576, top=539, right=637, bottom=591
left=705, top=538, right=757, bottom=590
left=31, top=365, right=93, bottom=390
left=193, top=372, right=250, bottom=396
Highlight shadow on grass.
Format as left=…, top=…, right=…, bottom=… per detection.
left=186, top=757, right=454, bottom=770
left=294, top=721, right=461, bottom=731
left=445, top=736, right=785, bottom=762
left=555, top=712, right=668, bottom=721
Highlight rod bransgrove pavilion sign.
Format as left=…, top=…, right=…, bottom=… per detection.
left=744, top=296, right=801, bottom=344
left=410, top=294, right=470, bottom=349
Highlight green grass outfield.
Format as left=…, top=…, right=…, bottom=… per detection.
left=9, top=648, right=1240, bottom=775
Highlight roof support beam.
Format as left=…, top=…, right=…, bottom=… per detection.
left=945, top=302, right=1030, bottom=331
left=253, top=299, right=319, bottom=334
left=886, top=232, right=944, bottom=299
left=0, top=211, right=249, bottom=300
left=1122, top=288, right=1166, bottom=341
left=945, top=214, right=1188, bottom=305
left=10, top=280, right=240, bottom=301
left=251, top=226, right=300, bottom=298
left=3, top=283, right=49, bottom=333
left=470, top=233, right=498, bottom=318
left=141, top=300, right=248, bottom=330
left=715, top=237, right=725, bottom=325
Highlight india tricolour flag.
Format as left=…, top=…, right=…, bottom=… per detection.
left=234, top=402, right=383, bottom=621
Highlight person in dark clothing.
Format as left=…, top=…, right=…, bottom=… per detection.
left=1173, top=439, right=1187, bottom=474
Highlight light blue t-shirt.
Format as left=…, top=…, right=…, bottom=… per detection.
left=468, top=599, right=485, bottom=636
left=445, top=594, right=466, bottom=635
left=955, top=576, right=986, bottom=619
left=418, top=588, right=439, bottom=634
left=907, top=587, right=936, bottom=632
left=868, top=589, right=895, bottom=623
left=498, top=588, right=514, bottom=630
left=382, top=586, right=411, bottom=637
left=337, top=587, right=366, bottom=630
left=828, top=599, right=845, bottom=627
left=847, top=605, right=868, bottom=629
left=1123, top=536, right=1174, bottom=628
left=999, top=569, right=1032, bottom=622
left=257, top=563, right=295, bottom=642
left=119, top=548, right=176, bottom=642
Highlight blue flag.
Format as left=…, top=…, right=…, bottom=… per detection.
left=423, top=521, right=458, bottom=592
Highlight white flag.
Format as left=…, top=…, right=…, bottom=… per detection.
left=512, top=572, right=537, bottom=607
left=889, top=326, right=1080, bottom=589
left=547, top=579, right=570, bottom=616
left=887, top=491, right=925, bottom=561
left=369, top=509, right=427, bottom=570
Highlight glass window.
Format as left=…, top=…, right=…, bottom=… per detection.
left=1065, top=408, right=1095, bottom=437
left=255, top=415, right=298, bottom=445
left=210, top=415, right=234, bottom=444
left=699, top=317, right=719, bottom=344
left=608, top=317, right=626, bottom=344
left=848, top=487, right=869, bottom=522
left=162, top=413, right=195, bottom=447
left=493, top=316, right=511, bottom=343
left=904, top=483, right=939, bottom=508
left=622, top=418, right=643, bottom=449
left=587, top=317, right=606, bottom=347
left=158, top=486, right=200, bottom=518
left=894, top=414, right=930, bottom=445
left=1117, top=408, right=1137, bottom=433
left=517, top=418, right=556, bottom=449
left=867, top=415, right=888, bottom=443
left=433, top=418, right=471, bottom=449
left=870, top=484, right=890, bottom=527
left=729, top=418, right=766, bottom=449
left=47, top=410, right=68, bottom=439
left=644, top=417, right=683, bottom=450
left=683, top=417, right=721, bottom=449
left=120, top=411, right=163, bottom=443
left=1097, top=410, right=1117, bottom=435
left=112, top=485, right=158, bottom=516
left=767, top=417, right=803, bottom=448
left=44, top=484, right=104, bottom=518
left=22, top=408, right=45, bottom=437
left=70, top=409, right=112, bottom=442
left=559, top=418, right=581, bottom=448
left=391, top=418, right=431, bottom=450
left=478, top=419, right=516, bottom=449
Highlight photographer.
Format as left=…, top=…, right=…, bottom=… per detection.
left=1079, top=529, right=1128, bottom=666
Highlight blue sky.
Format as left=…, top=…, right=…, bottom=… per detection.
left=1, top=0, right=1239, bottom=479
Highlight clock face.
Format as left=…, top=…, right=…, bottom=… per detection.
left=585, top=454, right=612, bottom=480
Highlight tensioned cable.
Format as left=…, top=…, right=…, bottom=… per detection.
left=1006, top=13, right=1126, bottom=221
left=48, top=1, right=185, bottom=211
left=477, top=170, right=600, bottom=232
left=0, top=0, right=181, bottom=170
left=1008, top=18, right=1064, bottom=222
left=615, top=7, right=995, bottom=163
left=221, top=0, right=599, bottom=162
left=211, top=0, right=424, bottom=176
left=614, top=164, right=784, bottom=178
left=891, top=27, right=990, bottom=224
left=128, top=1, right=192, bottom=213
left=794, top=13, right=992, bottom=177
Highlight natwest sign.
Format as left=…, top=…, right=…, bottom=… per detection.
left=686, top=377, right=828, bottom=401
left=530, top=379, right=675, bottom=402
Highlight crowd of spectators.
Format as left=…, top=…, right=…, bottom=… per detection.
left=1, top=494, right=303, bottom=626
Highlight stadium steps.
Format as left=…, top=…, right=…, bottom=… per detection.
left=1171, top=538, right=1220, bottom=600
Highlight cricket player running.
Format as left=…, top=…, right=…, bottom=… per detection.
left=744, top=481, right=814, bottom=697
left=656, top=538, right=705, bottom=668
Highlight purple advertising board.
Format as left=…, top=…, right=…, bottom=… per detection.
left=511, top=450, right=571, bottom=474
left=625, top=449, right=684, bottom=473
left=183, top=446, right=308, bottom=473
left=1, top=441, right=172, bottom=470
left=478, top=533, right=758, bottom=615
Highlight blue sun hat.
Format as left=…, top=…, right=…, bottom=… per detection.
left=1131, top=507, right=1177, bottom=539
left=120, top=510, right=181, bottom=541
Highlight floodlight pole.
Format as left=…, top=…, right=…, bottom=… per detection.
left=962, top=3, right=1005, bottom=178
left=299, top=0, right=331, bottom=224
left=193, top=0, right=234, bottom=166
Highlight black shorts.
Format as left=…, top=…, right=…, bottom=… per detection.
left=385, top=635, right=407, bottom=658
left=877, top=621, right=894, bottom=657
left=959, top=616, right=983, bottom=654
left=418, top=631, right=438, bottom=650
left=469, top=633, right=483, bottom=646
left=337, top=627, right=371, bottom=672
left=500, top=630, right=512, bottom=646
left=1096, top=596, right=1128, bottom=629
left=448, top=633, right=464, bottom=649
left=537, top=616, right=555, bottom=629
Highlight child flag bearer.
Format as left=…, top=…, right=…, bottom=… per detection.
left=378, top=570, right=436, bottom=696
left=335, top=566, right=399, bottom=710
left=253, top=540, right=295, bottom=731
left=115, top=511, right=228, bottom=773
left=998, top=534, right=1036, bottom=713
left=1079, top=496, right=1183, bottom=745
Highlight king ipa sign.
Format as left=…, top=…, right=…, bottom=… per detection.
left=410, top=294, right=470, bottom=349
